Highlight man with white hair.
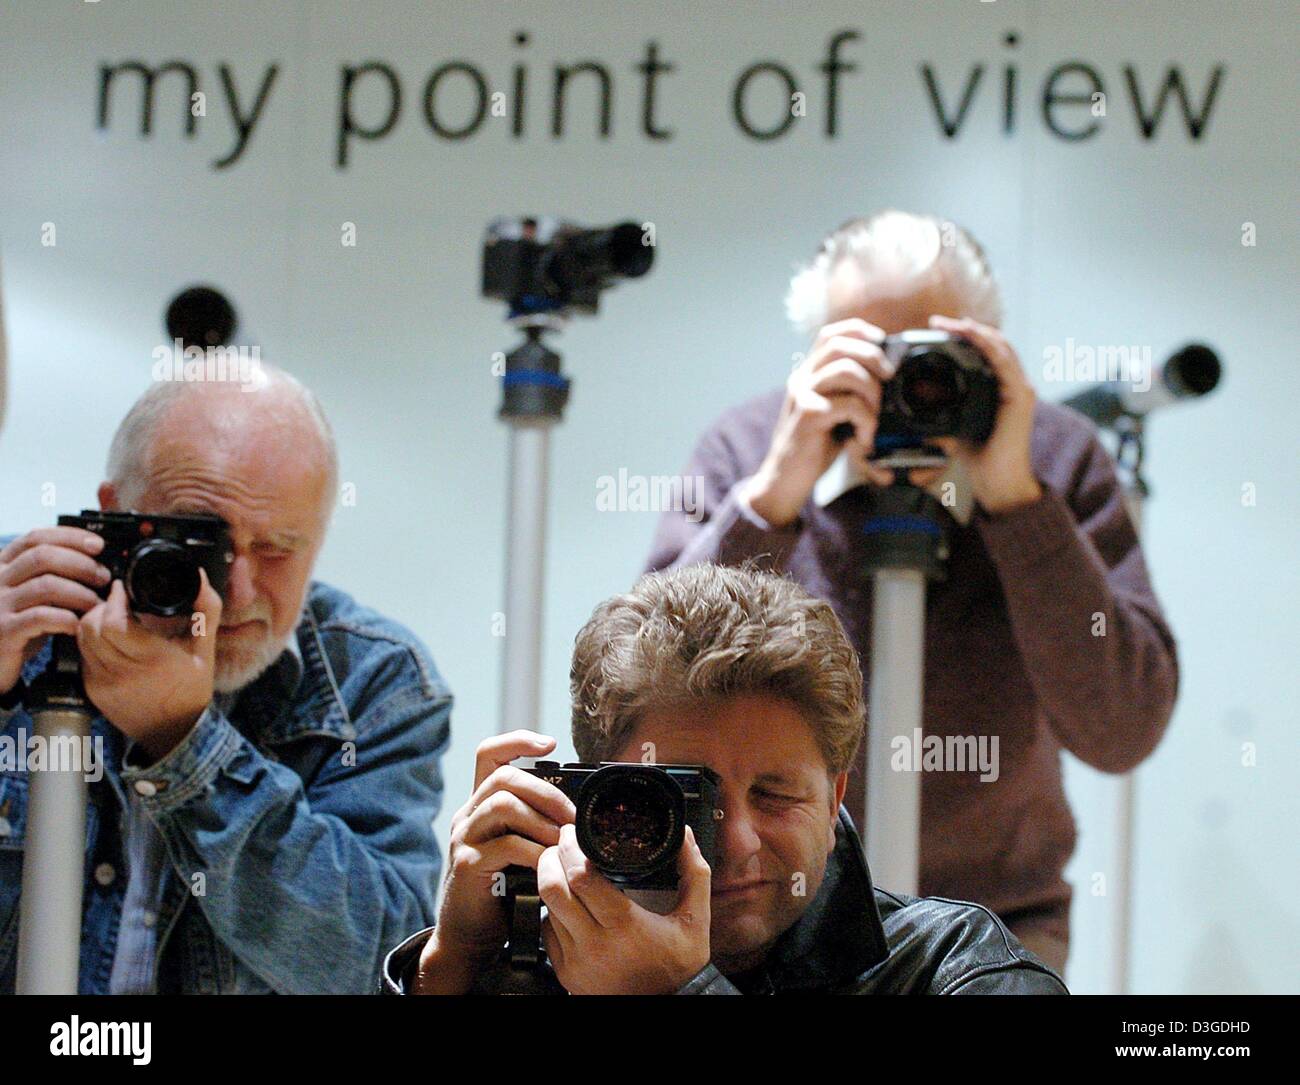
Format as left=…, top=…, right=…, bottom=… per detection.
left=0, top=366, right=452, bottom=993
left=645, top=211, right=1180, bottom=975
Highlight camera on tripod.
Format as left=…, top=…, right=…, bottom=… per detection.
left=481, top=217, right=654, bottom=317
left=58, top=510, right=233, bottom=617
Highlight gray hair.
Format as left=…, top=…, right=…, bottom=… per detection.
left=106, top=363, right=339, bottom=509
left=784, top=210, right=1003, bottom=333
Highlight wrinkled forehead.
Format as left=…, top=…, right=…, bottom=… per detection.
left=138, top=388, right=331, bottom=530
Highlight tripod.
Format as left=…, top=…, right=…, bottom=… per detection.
left=497, top=315, right=570, bottom=736
left=858, top=461, right=952, bottom=895
left=15, top=635, right=93, bottom=994
left=1104, top=414, right=1149, bottom=995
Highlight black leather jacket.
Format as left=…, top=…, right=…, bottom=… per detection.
left=381, top=810, right=1068, bottom=995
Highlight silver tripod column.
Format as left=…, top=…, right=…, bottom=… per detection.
left=859, top=475, right=951, bottom=896
left=16, top=653, right=94, bottom=995
left=501, top=421, right=554, bottom=735
left=497, top=316, right=570, bottom=736
left=866, top=567, right=927, bottom=894
left=1107, top=417, right=1148, bottom=995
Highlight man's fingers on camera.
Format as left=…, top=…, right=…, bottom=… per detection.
left=807, top=336, right=893, bottom=383
left=466, top=763, right=576, bottom=827
left=816, top=397, right=878, bottom=452
left=471, top=730, right=555, bottom=789
left=805, top=356, right=885, bottom=409
left=931, top=315, right=1027, bottom=392
left=0, top=540, right=111, bottom=592
left=674, top=825, right=713, bottom=917
left=811, top=318, right=885, bottom=354
left=825, top=391, right=880, bottom=441
left=79, top=583, right=150, bottom=666
left=0, top=526, right=104, bottom=567
left=554, top=823, right=632, bottom=927
left=2, top=604, right=80, bottom=645
left=4, top=573, right=103, bottom=615
left=536, top=838, right=601, bottom=932
left=461, top=787, right=567, bottom=849
left=193, top=567, right=222, bottom=636
left=454, top=833, right=547, bottom=880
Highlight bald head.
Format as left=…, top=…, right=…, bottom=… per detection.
left=101, top=365, right=339, bottom=693
left=106, top=364, right=338, bottom=520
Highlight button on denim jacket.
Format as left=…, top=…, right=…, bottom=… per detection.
left=0, top=576, right=451, bottom=994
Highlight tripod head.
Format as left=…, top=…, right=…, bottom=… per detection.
left=23, top=634, right=91, bottom=715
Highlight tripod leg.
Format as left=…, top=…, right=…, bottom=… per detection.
left=865, top=568, right=926, bottom=896
left=16, top=707, right=91, bottom=995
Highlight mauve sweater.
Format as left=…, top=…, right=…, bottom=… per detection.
left=644, top=390, right=1180, bottom=941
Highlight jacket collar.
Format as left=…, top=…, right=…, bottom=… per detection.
left=229, top=585, right=354, bottom=747
left=741, top=809, right=890, bottom=992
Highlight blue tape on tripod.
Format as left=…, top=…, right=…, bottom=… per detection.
left=502, top=369, right=571, bottom=389
left=862, top=515, right=943, bottom=537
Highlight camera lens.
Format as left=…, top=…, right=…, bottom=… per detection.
left=575, top=765, right=683, bottom=881
left=898, top=351, right=965, bottom=421
left=126, top=540, right=201, bottom=617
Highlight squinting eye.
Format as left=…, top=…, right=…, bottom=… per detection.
left=255, top=546, right=293, bottom=559
left=756, top=789, right=799, bottom=804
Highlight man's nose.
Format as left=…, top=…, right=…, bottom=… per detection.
left=716, top=802, right=762, bottom=867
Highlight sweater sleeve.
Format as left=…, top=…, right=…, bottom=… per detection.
left=643, top=422, right=802, bottom=574
left=975, top=419, right=1180, bottom=773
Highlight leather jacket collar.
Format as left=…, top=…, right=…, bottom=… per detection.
left=729, top=808, right=889, bottom=993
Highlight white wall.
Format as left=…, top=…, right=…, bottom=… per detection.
left=1, top=0, right=1295, bottom=994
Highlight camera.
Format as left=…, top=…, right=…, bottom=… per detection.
left=59, top=510, right=233, bottom=617
left=873, top=330, right=999, bottom=451
left=524, top=761, right=721, bottom=890
left=482, top=217, right=654, bottom=317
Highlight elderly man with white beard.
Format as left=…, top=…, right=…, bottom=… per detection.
left=0, top=365, right=451, bottom=993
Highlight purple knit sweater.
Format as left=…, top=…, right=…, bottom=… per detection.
left=644, top=389, right=1179, bottom=940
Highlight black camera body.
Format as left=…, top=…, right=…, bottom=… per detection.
left=525, top=761, right=721, bottom=890
left=874, top=330, right=999, bottom=451
left=59, top=510, right=233, bottom=617
left=482, top=217, right=654, bottom=317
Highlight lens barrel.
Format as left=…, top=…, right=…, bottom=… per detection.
left=575, top=764, right=684, bottom=882
left=125, top=539, right=202, bottom=617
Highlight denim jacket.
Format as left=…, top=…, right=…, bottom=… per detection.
left=0, top=577, right=451, bottom=994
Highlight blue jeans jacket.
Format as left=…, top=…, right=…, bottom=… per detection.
left=0, top=578, right=451, bottom=993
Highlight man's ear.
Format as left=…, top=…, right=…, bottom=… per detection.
left=828, top=770, right=848, bottom=850
left=97, top=482, right=120, bottom=512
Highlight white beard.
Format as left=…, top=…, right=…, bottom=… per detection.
left=213, top=629, right=292, bottom=694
